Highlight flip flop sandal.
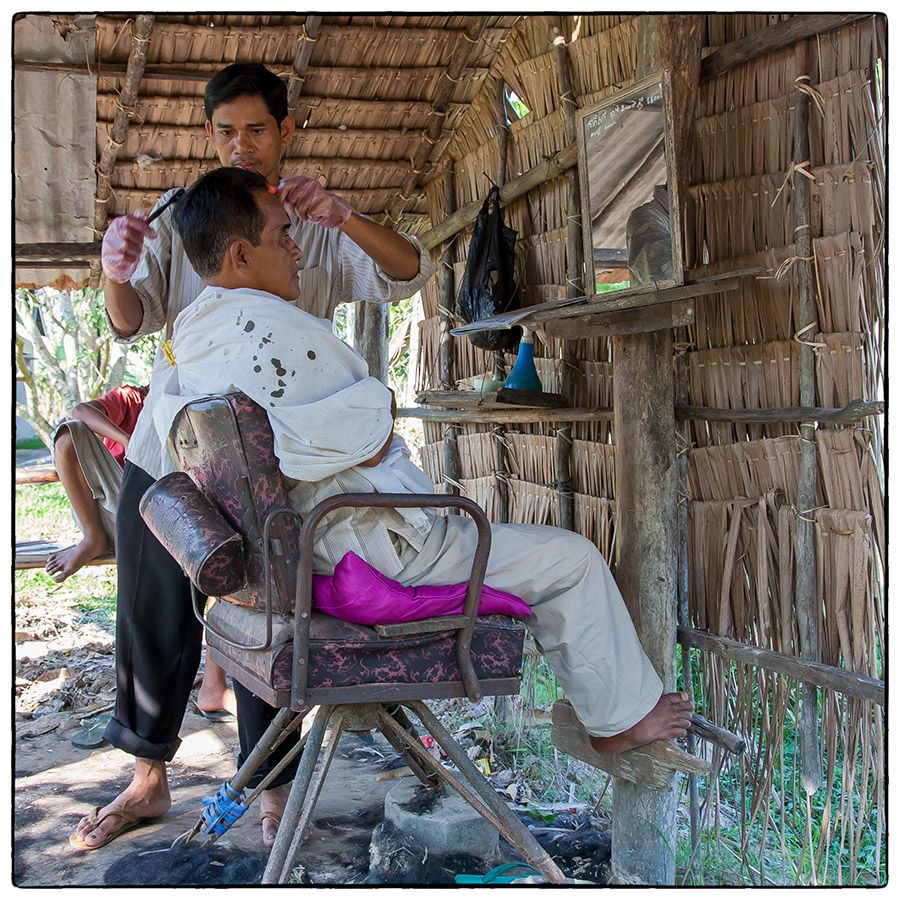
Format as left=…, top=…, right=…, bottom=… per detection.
left=455, top=862, right=544, bottom=884
left=68, top=805, right=145, bottom=851
left=197, top=708, right=236, bottom=723
left=189, top=701, right=236, bottom=723
left=70, top=715, right=112, bottom=749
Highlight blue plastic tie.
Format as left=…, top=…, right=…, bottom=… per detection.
left=201, top=780, right=248, bottom=837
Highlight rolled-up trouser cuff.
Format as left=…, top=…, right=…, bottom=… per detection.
left=104, top=716, right=182, bottom=762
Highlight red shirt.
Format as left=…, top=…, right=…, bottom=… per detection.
left=93, top=385, right=147, bottom=467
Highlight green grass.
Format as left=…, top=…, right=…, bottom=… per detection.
left=16, top=437, right=47, bottom=451
left=673, top=648, right=886, bottom=887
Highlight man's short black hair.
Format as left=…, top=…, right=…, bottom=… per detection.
left=173, top=168, right=270, bottom=278
left=204, top=63, right=289, bottom=124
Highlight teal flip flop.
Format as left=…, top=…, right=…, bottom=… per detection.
left=455, top=862, right=544, bottom=885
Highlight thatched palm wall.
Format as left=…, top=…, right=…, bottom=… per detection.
left=416, top=13, right=884, bottom=882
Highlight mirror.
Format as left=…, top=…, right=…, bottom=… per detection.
left=577, top=72, right=683, bottom=296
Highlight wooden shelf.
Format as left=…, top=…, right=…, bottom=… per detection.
left=415, top=388, right=565, bottom=409
left=450, top=269, right=762, bottom=339
left=398, top=405, right=612, bottom=424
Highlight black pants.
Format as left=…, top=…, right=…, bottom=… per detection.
left=104, top=462, right=300, bottom=788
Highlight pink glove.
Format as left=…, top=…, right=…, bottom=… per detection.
left=101, top=213, right=156, bottom=283
left=277, top=176, right=352, bottom=228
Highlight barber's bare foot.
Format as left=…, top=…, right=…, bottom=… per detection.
left=589, top=692, right=693, bottom=755
left=259, top=783, right=291, bottom=849
left=259, top=783, right=313, bottom=849
left=46, top=535, right=111, bottom=583
left=196, top=681, right=236, bottom=716
left=70, top=759, right=170, bottom=850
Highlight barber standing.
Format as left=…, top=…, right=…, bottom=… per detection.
left=70, top=63, right=434, bottom=853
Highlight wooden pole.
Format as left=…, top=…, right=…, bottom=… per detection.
left=439, top=166, right=462, bottom=502
left=89, top=14, right=155, bottom=289
left=286, top=15, right=321, bottom=121
left=611, top=14, right=703, bottom=886
left=675, top=341, right=701, bottom=869
left=678, top=628, right=884, bottom=706
left=381, top=17, right=488, bottom=229
left=421, top=143, right=579, bottom=250
left=551, top=18, right=582, bottom=533
left=493, top=79, right=511, bottom=524
left=792, top=40, right=823, bottom=797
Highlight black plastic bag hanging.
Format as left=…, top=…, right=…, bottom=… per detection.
left=455, top=186, right=523, bottom=351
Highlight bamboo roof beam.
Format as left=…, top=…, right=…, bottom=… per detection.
left=89, top=13, right=155, bottom=289
left=381, top=16, right=489, bottom=228
left=700, top=13, right=871, bottom=80
left=16, top=60, right=491, bottom=85
left=286, top=15, right=321, bottom=121
left=420, top=143, right=578, bottom=250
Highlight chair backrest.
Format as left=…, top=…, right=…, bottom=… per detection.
left=168, top=393, right=299, bottom=615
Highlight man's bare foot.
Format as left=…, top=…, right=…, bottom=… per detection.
left=69, top=759, right=171, bottom=851
left=46, top=535, right=112, bottom=583
left=196, top=659, right=236, bottom=715
left=588, top=692, right=693, bottom=755
left=259, top=783, right=291, bottom=849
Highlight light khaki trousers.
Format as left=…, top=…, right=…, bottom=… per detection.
left=395, top=516, right=663, bottom=738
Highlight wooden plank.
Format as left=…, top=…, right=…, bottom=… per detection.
left=416, top=389, right=564, bottom=410
left=551, top=700, right=710, bottom=793
left=16, top=465, right=58, bottom=485
left=495, top=388, right=565, bottom=408
left=16, top=242, right=101, bottom=260
left=679, top=628, right=883, bottom=706
left=15, top=541, right=115, bottom=570
left=527, top=273, right=750, bottom=324
left=374, top=616, right=469, bottom=637
left=676, top=399, right=883, bottom=425
left=700, top=14, right=871, bottom=80
left=542, top=299, right=694, bottom=339
left=397, top=406, right=612, bottom=424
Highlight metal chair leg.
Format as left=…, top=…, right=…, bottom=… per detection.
left=262, top=704, right=337, bottom=884
left=405, top=700, right=567, bottom=884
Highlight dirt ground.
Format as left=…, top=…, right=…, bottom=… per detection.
left=12, top=574, right=405, bottom=887
left=15, top=689, right=410, bottom=887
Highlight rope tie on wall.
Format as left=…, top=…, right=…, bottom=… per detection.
left=794, top=75, right=826, bottom=117
left=792, top=322, right=827, bottom=351
left=771, top=160, right=815, bottom=207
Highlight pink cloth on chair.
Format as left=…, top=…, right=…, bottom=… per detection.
left=312, top=551, right=532, bottom=626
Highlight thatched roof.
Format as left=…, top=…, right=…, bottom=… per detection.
left=14, top=13, right=520, bottom=289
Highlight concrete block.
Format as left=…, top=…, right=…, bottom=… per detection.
left=384, top=777, right=499, bottom=859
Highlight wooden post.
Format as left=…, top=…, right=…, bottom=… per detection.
left=551, top=18, right=582, bottom=532
left=493, top=79, right=511, bottom=524
left=89, top=14, right=155, bottom=288
left=792, top=40, right=823, bottom=797
left=611, top=14, right=703, bottom=886
left=439, top=166, right=462, bottom=501
left=347, top=302, right=388, bottom=384
left=286, top=15, right=321, bottom=121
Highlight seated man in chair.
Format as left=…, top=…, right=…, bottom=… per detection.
left=154, top=168, right=692, bottom=826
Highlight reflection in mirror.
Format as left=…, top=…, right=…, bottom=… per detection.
left=579, top=75, right=680, bottom=295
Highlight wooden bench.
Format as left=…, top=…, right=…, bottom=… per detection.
left=15, top=540, right=115, bottom=571
left=16, top=464, right=59, bottom=485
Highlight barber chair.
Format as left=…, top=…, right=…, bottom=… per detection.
left=139, top=392, right=565, bottom=884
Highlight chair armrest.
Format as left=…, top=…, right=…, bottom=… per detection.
left=287, top=493, right=492, bottom=710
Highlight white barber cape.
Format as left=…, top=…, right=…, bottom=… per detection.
left=152, top=285, right=434, bottom=545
